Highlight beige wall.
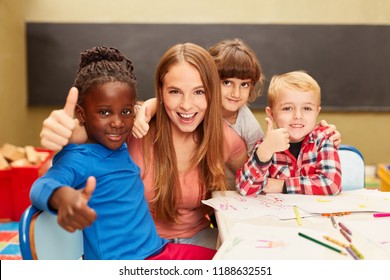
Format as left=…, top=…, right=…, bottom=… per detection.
left=1, top=0, right=389, bottom=165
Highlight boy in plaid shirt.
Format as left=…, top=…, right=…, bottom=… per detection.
left=236, top=71, right=341, bottom=196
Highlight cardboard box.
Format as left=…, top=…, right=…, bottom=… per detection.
left=378, top=164, right=390, bottom=192
left=0, top=148, right=54, bottom=221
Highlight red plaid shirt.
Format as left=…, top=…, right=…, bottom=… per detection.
left=236, top=125, right=342, bottom=196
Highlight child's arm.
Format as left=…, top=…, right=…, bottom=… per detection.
left=262, top=178, right=284, bottom=193
left=132, top=98, right=157, bottom=138
left=49, top=176, right=97, bottom=232
left=236, top=118, right=289, bottom=195
left=30, top=150, right=97, bottom=232
left=256, top=118, right=290, bottom=162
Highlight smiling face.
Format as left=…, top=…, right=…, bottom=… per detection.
left=161, top=61, right=207, bottom=136
left=76, top=81, right=135, bottom=150
left=266, top=87, right=321, bottom=143
left=220, top=77, right=251, bottom=121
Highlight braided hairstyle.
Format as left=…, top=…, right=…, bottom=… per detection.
left=73, top=46, right=137, bottom=106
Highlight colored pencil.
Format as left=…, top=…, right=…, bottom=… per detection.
left=323, top=236, right=348, bottom=248
left=338, top=222, right=352, bottom=235
left=350, top=244, right=364, bottom=260
left=330, top=214, right=338, bottom=228
left=322, top=212, right=351, bottom=217
left=340, top=228, right=352, bottom=243
left=298, top=232, right=347, bottom=256
left=373, top=213, right=390, bottom=218
left=294, top=205, right=302, bottom=226
left=346, top=246, right=360, bottom=260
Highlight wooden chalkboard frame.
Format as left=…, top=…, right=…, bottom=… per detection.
left=26, top=23, right=390, bottom=111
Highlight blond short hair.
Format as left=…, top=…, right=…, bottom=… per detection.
left=267, top=70, right=321, bottom=108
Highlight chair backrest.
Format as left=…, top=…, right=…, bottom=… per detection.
left=338, top=144, right=365, bottom=191
left=19, top=205, right=84, bottom=260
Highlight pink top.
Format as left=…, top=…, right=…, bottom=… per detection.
left=128, top=122, right=246, bottom=239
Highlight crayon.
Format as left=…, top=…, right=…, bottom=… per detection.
left=330, top=215, right=337, bottom=228
left=322, top=212, right=351, bottom=217
left=338, top=222, right=352, bottom=235
left=350, top=244, right=364, bottom=260
left=373, top=213, right=390, bottom=218
left=340, top=228, right=352, bottom=243
left=294, top=205, right=302, bottom=226
left=323, top=236, right=348, bottom=248
left=346, top=246, right=360, bottom=260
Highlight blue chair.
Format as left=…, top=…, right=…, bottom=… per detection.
left=19, top=205, right=84, bottom=260
left=338, top=144, right=365, bottom=191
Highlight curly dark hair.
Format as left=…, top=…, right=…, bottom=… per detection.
left=73, top=46, right=137, bottom=105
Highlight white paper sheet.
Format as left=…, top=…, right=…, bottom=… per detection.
left=203, top=189, right=390, bottom=220
left=213, top=222, right=390, bottom=260
left=202, top=193, right=314, bottom=220
left=277, top=189, right=390, bottom=213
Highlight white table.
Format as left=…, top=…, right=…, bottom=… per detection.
left=211, top=191, right=390, bottom=260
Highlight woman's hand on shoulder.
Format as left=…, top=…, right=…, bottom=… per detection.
left=319, top=119, right=341, bottom=149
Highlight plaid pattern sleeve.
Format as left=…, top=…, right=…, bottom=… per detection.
left=236, top=126, right=342, bottom=196
left=236, top=139, right=269, bottom=196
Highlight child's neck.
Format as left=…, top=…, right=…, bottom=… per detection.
left=223, top=109, right=238, bottom=125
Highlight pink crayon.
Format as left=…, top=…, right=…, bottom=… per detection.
left=373, top=213, right=390, bottom=218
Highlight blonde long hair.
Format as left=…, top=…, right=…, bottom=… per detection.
left=144, top=43, right=227, bottom=223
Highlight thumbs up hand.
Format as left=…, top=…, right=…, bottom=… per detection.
left=256, top=118, right=290, bottom=162
left=40, top=87, right=79, bottom=150
left=40, top=87, right=88, bottom=150
left=51, top=176, right=97, bottom=233
left=132, top=104, right=151, bottom=139
left=132, top=98, right=157, bottom=139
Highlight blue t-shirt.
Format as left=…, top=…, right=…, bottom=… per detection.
left=30, top=143, right=167, bottom=260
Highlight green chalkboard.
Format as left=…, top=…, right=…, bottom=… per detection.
left=27, top=23, right=390, bottom=111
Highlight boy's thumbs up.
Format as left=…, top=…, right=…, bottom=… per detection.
left=63, top=87, right=79, bottom=117
left=265, top=117, right=275, bottom=134
left=262, top=117, right=290, bottom=154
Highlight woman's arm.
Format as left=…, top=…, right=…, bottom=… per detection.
left=319, top=120, right=341, bottom=148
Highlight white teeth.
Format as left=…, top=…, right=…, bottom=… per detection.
left=179, top=113, right=195, bottom=119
